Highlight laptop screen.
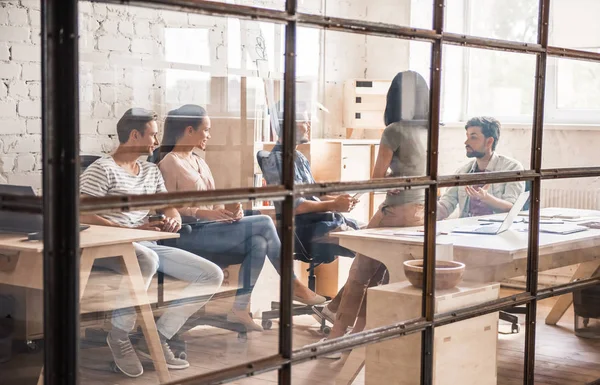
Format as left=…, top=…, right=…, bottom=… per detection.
left=497, top=191, right=531, bottom=234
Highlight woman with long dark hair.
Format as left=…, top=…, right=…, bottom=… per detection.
left=313, top=71, right=429, bottom=356
left=158, top=104, right=324, bottom=331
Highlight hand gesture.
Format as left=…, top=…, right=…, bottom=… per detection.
left=465, top=184, right=490, bottom=201
left=161, top=217, right=182, bottom=233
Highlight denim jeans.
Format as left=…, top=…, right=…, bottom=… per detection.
left=175, top=215, right=283, bottom=310
left=95, top=241, right=223, bottom=340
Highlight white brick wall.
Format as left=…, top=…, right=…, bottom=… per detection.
left=8, top=8, right=28, bottom=26
left=0, top=26, right=30, bottom=42
left=11, top=44, right=40, bottom=62
left=0, top=0, right=328, bottom=189
left=21, top=63, right=40, bottom=81
left=0, top=44, right=10, bottom=61
left=0, top=101, right=17, bottom=117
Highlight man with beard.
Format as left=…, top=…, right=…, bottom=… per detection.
left=437, top=116, right=525, bottom=219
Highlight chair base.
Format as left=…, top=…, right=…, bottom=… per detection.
left=499, top=306, right=526, bottom=334
left=261, top=301, right=332, bottom=335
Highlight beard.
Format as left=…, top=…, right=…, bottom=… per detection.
left=466, top=149, right=486, bottom=158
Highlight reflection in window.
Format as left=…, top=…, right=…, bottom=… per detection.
left=444, top=0, right=538, bottom=43
left=556, top=54, right=600, bottom=110
left=441, top=46, right=536, bottom=123
left=165, top=28, right=211, bottom=66
left=165, top=69, right=211, bottom=107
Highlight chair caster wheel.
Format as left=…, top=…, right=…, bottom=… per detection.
left=262, top=319, right=273, bottom=330
left=321, top=325, right=331, bottom=335
left=238, top=332, right=248, bottom=341
left=26, top=340, right=42, bottom=353
left=177, top=351, right=188, bottom=361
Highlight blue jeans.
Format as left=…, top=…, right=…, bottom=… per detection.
left=176, top=215, right=283, bottom=310
left=96, top=241, right=223, bottom=340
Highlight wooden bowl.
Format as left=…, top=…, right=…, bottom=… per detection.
left=403, top=260, right=465, bottom=290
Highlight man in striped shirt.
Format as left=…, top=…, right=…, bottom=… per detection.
left=80, top=108, right=224, bottom=378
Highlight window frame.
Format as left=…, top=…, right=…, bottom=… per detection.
left=37, top=0, right=600, bottom=385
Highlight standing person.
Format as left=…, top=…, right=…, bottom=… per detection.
left=314, top=70, right=429, bottom=358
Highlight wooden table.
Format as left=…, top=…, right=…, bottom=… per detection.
left=0, top=225, right=179, bottom=384
left=331, top=208, right=600, bottom=385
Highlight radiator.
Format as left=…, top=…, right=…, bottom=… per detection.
left=541, top=188, right=600, bottom=210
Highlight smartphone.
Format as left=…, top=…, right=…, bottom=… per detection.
left=148, top=214, right=166, bottom=222
left=351, top=192, right=364, bottom=201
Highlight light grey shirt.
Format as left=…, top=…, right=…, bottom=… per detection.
left=437, top=152, right=525, bottom=219
left=380, top=121, right=428, bottom=206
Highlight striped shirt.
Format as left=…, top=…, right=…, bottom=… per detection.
left=80, top=156, right=167, bottom=227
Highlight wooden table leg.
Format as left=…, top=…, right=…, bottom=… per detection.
left=36, top=369, right=43, bottom=385
left=119, top=244, right=170, bottom=383
left=36, top=248, right=98, bottom=385
left=545, top=260, right=600, bottom=325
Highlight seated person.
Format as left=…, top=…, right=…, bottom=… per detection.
left=156, top=104, right=325, bottom=332
left=80, top=108, right=224, bottom=378
left=314, top=70, right=429, bottom=357
left=437, top=116, right=525, bottom=219
left=261, top=103, right=359, bottom=313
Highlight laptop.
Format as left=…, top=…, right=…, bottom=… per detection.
left=0, top=184, right=89, bottom=236
left=452, top=191, right=530, bottom=235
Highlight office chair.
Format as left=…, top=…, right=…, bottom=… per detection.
left=256, top=150, right=352, bottom=334
left=498, top=180, right=531, bottom=334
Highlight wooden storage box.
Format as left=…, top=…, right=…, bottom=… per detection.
left=365, top=281, right=500, bottom=385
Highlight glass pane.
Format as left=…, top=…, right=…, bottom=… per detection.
left=291, top=28, right=431, bottom=185
left=534, top=177, right=600, bottom=382
left=301, top=0, right=432, bottom=29
left=432, top=311, right=524, bottom=385
left=436, top=184, right=530, bottom=301
left=543, top=56, right=600, bottom=135
left=536, top=178, right=600, bottom=293
left=290, top=186, right=429, bottom=342
left=79, top=199, right=283, bottom=383
left=549, top=0, right=600, bottom=53
left=446, top=0, right=539, bottom=43
left=78, top=3, right=284, bottom=383
left=535, top=295, right=600, bottom=384
left=292, top=333, right=422, bottom=385
left=79, top=4, right=288, bottom=189
left=0, top=0, right=44, bottom=382
left=440, top=46, right=535, bottom=178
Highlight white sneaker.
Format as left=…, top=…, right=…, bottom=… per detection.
left=305, top=338, right=342, bottom=360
